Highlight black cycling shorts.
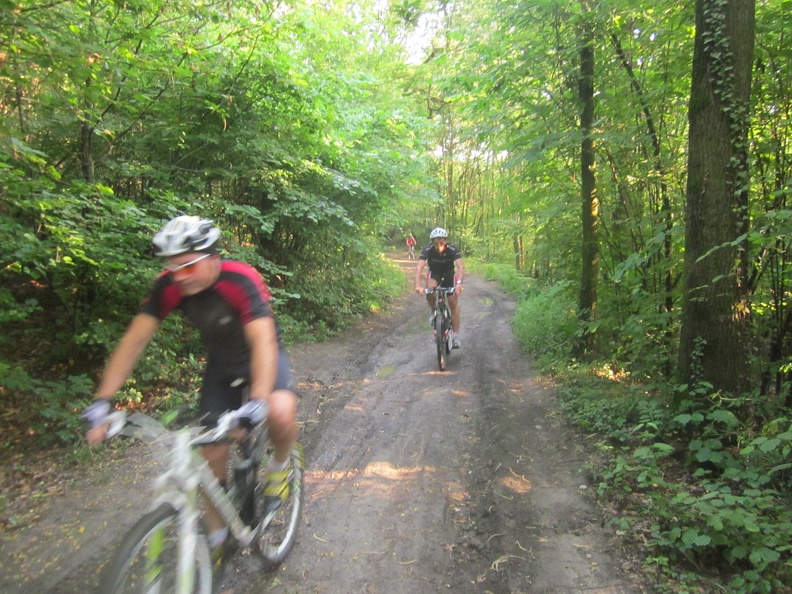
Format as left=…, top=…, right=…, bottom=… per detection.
left=198, top=350, right=295, bottom=426
left=429, top=272, right=456, bottom=289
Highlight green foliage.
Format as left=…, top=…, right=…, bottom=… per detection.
left=511, top=281, right=578, bottom=368
left=282, top=243, right=404, bottom=342
left=0, top=362, right=93, bottom=446
left=468, top=259, right=540, bottom=300
left=555, top=372, right=792, bottom=592
left=0, top=0, right=439, bottom=454
left=556, top=369, right=674, bottom=446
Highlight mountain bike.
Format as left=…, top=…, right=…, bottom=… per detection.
left=98, top=409, right=304, bottom=594
left=425, top=286, right=455, bottom=371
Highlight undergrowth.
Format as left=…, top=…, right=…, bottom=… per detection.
left=496, top=278, right=792, bottom=593
left=555, top=371, right=792, bottom=593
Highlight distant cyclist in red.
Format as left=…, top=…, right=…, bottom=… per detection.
left=414, top=227, right=465, bottom=348
left=406, top=232, right=417, bottom=259
left=83, top=215, right=298, bottom=566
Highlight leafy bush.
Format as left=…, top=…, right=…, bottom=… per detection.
left=556, top=369, right=675, bottom=444
left=0, top=363, right=93, bottom=446
left=511, top=281, right=578, bottom=367
left=282, top=243, right=404, bottom=341
left=468, top=260, right=540, bottom=300
left=572, top=380, right=792, bottom=593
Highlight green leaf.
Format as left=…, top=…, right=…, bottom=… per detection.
left=706, top=409, right=739, bottom=427
left=681, top=528, right=700, bottom=546
left=695, top=447, right=713, bottom=462
left=760, top=438, right=781, bottom=452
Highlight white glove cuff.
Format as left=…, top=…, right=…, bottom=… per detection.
left=84, top=399, right=111, bottom=429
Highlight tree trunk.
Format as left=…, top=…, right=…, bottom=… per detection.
left=575, top=20, right=598, bottom=359
left=513, top=233, right=525, bottom=272
left=677, top=0, right=755, bottom=398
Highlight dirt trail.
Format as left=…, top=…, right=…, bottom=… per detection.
left=0, top=254, right=648, bottom=594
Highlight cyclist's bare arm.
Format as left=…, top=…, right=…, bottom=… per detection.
left=414, top=259, right=427, bottom=293
left=244, top=316, right=279, bottom=404
left=245, top=316, right=297, bottom=462
left=86, top=313, right=160, bottom=445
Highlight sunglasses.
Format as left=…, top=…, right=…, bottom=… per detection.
left=166, top=253, right=211, bottom=274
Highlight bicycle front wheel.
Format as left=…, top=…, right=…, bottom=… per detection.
left=98, top=502, right=213, bottom=594
left=256, top=443, right=305, bottom=568
left=435, top=310, right=447, bottom=371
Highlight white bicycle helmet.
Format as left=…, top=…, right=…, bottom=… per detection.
left=429, top=227, right=448, bottom=239
left=152, top=215, right=221, bottom=257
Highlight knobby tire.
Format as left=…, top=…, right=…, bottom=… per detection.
left=256, top=443, right=305, bottom=568
left=98, top=502, right=212, bottom=594
left=435, top=308, right=447, bottom=371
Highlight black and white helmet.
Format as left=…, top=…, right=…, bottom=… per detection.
left=152, top=215, right=220, bottom=257
left=429, top=227, right=448, bottom=239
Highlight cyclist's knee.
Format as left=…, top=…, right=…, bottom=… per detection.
left=267, top=389, right=297, bottom=426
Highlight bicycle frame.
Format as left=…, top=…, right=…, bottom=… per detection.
left=425, top=286, right=455, bottom=370
left=100, top=406, right=303, bottom=594
left=147, top=413, right=271, bottom=593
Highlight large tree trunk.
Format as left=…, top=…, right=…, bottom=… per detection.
left=575, top=20, right=598, bottom=359
left=677, top=0, right=755, bottom=397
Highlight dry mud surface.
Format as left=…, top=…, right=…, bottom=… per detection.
left=1, top=255, right=649, bottom=594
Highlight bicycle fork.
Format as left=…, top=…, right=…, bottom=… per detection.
left=148, top=432, right=204, bottom=594
left=177, top=498, right=200, bottom=594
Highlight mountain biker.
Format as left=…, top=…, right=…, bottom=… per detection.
left=414, top=227, right=465, bottom=348
left=406, top=231, right=417, bottom=259
left=83, top=215, right=299, bottom=565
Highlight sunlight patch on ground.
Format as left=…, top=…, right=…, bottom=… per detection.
left=444, top=480, right=467, bottom=502
left=498, top=469, right=532, bottom=494
left=305, top=468, right=362, bottom=501
left=425, top=369, right=460, bottom=377
left=343, top=403, right=367, bottom=412
left=363, top=460, right=432, bottom=480
left=305, top=462, right=445, bottom=501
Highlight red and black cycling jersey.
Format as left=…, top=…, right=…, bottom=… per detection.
left=139, top=260, right=277, bottom=368
left=419, top=243, right=462, bottom=281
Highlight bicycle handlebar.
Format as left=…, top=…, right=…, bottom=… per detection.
left=191, top=410, right=239, bottom=446
left=423, top=287, right=456, bottom=296
left=102, top=408, right=263, bottom=447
